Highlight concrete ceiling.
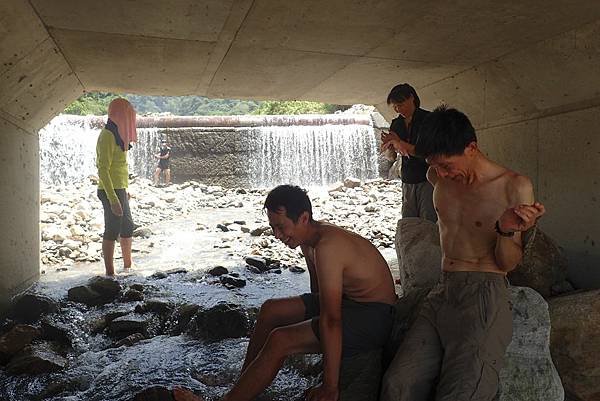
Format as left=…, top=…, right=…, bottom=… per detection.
left=24, top=0, right=600, bottom=105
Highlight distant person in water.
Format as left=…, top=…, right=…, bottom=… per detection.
left=154, top=139, right=171, bottom=186
left=222, top=185, right=397, bottom=401
left=96, top=98, right=137, bottom=275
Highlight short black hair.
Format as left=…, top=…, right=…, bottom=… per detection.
left=387, top=83, right=420, bottom=108
left=415, top=105, right=477, bottom=158
left=264, top=185, right=313, bottom=223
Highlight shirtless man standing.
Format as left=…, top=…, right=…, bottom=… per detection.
left=380, top=106, right=545, bottom=401
left=223, top=185, right=397, bottom=401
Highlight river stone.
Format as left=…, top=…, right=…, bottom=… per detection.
left=167, top=303, right=200, bottom=335
left=207, top=266, right=228, bottom=276
left=114, top=333, right=145, bottom=348
left=109, top=313, right=151, bottom=338
left=188, top=303, right=250, bottom=341
left=507, top=226, right=571, bottom=298
left=11, top=293, right=59, bottom=323
left=549, top=289, right=600, bottom=401
left=40, top=317, right=71, bottom=346
left=123, top=288, right=145, bottom=302
left=0, top=324, right=41, bottom=364
left=6, top=342, right=67, bottom=374
left=220, top=275, right=247, bottom=288
left=394, top=218, right=441, bottom=294
left=245, top=256, right=268, bottom=271
left=343, top=177, right=362, bottom=188
left=497, top=287, right=564, bottom=401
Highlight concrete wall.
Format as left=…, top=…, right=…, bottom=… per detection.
left=377, top=20, right=600, bottom=288
left=0, top=0, right=82, bottom=310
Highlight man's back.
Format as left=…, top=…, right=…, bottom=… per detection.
left=303, top=223, right=397, bottom=305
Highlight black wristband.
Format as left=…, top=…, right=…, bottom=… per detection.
left=495, top=220, right=515, bottom=237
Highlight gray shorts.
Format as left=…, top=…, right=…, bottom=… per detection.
left=301, top=293, right=395, bottom=358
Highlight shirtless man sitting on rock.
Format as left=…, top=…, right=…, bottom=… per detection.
left=222, top=184, right=397, bottom=401
left=380, top=105, right=545, bottom=401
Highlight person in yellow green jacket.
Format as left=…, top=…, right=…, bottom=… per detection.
left=96, top=98, right=137, bottom=275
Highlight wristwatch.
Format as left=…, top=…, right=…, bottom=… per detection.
left=495, top=220, right=515, bottom=237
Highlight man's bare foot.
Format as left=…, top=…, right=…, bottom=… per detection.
left=172, top=387, right=204, bottom=401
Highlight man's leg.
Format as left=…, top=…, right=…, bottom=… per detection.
left=380, top=314, right=442, bottom=401
left=120, top=237, right=132, bottom=268
left=435, top=276, right=512, bottom=401
left=416, top=182, right=438, bottom=223
left=153, top=167, right=161, bottom=185
left=242, top=296, right=307, bottom=371
left=223, top=320, right=320, bottom=401
left=165, top=168, right=171, bottom=185
left=401, top=183, right=418, bottom=218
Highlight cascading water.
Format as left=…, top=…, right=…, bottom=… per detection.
left=38, top=114, right=380, bottom=187
left=248, top=124, right=379, bottom=188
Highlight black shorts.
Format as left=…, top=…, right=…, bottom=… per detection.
left=300, top=293, right=394, bottom=358
left=97, top=189, right=135, bottom=241
left=158, top=160, right=170, bottom=170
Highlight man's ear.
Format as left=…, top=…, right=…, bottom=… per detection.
left=299, top=211, right=310, bottom=225
left=466, top=141, right=478, bottom=155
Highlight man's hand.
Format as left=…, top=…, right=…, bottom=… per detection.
left=305, top=384, right=339, bottom=401
left=110, top=201, right=123, bottom=217
left=498, top=202, right=545, bottom=233
left=381, top=137, right=411, bottom=156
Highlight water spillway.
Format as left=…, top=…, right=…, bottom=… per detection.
left=39, top=114, right=381, bottom=188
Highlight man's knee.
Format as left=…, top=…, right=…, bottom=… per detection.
left=263, top=327, right=293, bottom=357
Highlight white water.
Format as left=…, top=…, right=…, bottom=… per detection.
left=38, top=115, right=379, bottom=187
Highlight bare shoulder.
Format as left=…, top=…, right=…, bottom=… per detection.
left=505, top=171, right=534, bottom=204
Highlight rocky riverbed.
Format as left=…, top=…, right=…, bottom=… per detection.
left=1, top=177, right=404, bottom=401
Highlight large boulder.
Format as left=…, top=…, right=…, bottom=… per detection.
left=497, top=287, right=564, bottom=401
left=549, top=289, right=600, bottom=401
left=68, top=276, right=122, bottom=306
left=6, top=342, right=67, bottom=374
left=508, top=227, right=571, bottom=297
left=394, top=218, right=441, bottom=294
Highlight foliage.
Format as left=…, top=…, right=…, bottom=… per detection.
left=62, top=92, right=346, bottom=116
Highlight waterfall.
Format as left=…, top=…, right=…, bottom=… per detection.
left=248, top=124, right=379, bottom=188
left=38, top=114, right=380, bottom=187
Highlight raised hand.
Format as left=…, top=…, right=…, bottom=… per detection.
left=498, top=202, right=545, bottom=233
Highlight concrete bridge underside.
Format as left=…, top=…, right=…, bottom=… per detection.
left=1, top=0, right=600, bottom=308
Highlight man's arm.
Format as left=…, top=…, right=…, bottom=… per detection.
left=495, top=176, right=545, bottom=272
left=308, top=241, right=343, bottom=401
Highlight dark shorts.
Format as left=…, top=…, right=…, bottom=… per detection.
left=97, top=189, right=135, bottom=241
left=158, top=160, right=170, bottom=170
left=300, top=293, right=395, bottom=358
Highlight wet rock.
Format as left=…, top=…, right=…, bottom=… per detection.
left=289, top=265, right=306, bottom=273
left=123, top=288, right=145, bottom=302
left=188, top=303, right=250, bottom=341
left=217, top=223, right=229, bottom=232
left=0, top=324, right=41, bottom=364
left=234, top=220, right=246, bottom=225
left=497, top=287, right=563, bottom=401
left=140, top=299, right=173, bottom=316
left=549, top=289, right=600, bottom=401
left=6, top=342, right=67, bottom=375
left=11, top=293, right=59, bottom=323
left=71, top=276, right=122, bottom=307
left=132, top=386, right=174, bottom=401
left=508, top=227, right=571, bottom=298
left=394, top=218, right=441, bottom=294
left=40, top=317, right=71, bottom=346
left=114, top=333, right=145, bottom=348
left=164, top=268, right=188, bottom=275
left=245, top=256, right=269, bottom=272
left=207, top=266, right=228, bottom=276
left=130, top=283, right=145, bottom=292
left=168, top=304, right=201, bottom=335
left=109, top=313, right=156, bottom=339
left=220, top=275, right=247, bottom=288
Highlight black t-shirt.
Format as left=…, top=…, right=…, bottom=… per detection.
left=390, top=108, right=430, bottom=184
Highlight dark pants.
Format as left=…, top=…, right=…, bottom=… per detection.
left=402, top=181, right=437, bottom=223
left=97, top=189, right=134, bottom=241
